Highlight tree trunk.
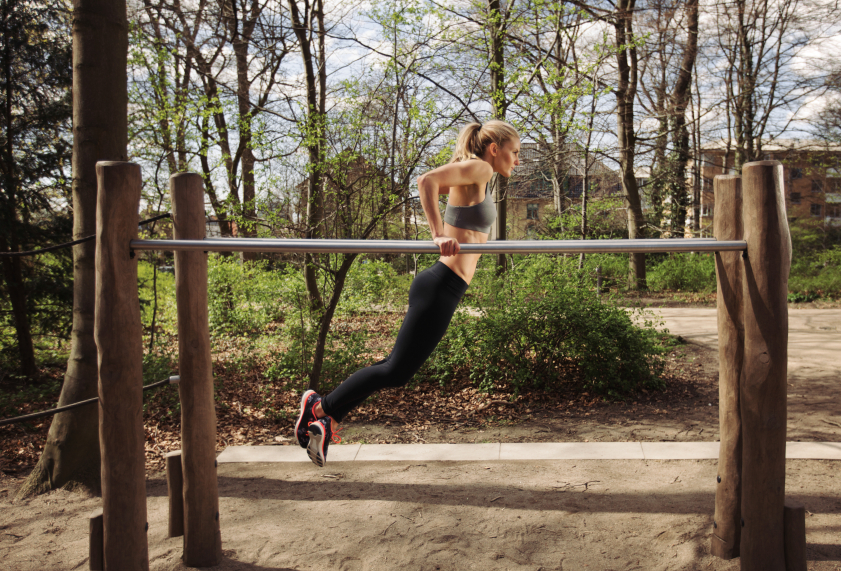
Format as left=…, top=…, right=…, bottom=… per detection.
left=668, top=0, right=699, bottom=236
left=308, top=254, right=357, bottom=390
left=614, top=0, right=646, bottom=289
left=488, top=0, right=508, bottom=271
left=228, top=0, right=258, bottom=261
left=0, top=1, right=37, bottom=379
left=18, top=0, right=128, bottom=498
left=288, top=0, right=324, bottom=308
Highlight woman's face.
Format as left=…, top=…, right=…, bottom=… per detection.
left=491, top=137, right=521, bottom=178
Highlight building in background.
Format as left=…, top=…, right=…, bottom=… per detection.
left=506, top=143, right=622, bottom=238
left=699, top=140, right=841, bottom=227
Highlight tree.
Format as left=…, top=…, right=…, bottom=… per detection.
left=637, top=0, right=699, bottom=236
left=705, top=0, right=829, bottom=170
left=0, top=0, right=72, bottom=379
left=19, top=0, right=129, bottom=497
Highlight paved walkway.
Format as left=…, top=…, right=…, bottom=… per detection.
left=644, top=307, right=841, bottom=381
left=217, top=441, right=841, bottom=463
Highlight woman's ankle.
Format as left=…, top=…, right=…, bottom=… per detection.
left=314, top=402, right=327, bottom=419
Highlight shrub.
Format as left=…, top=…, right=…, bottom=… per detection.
left=788, top=245, right=841, bottom=299
left=647, top=253, right=716, bottom=292
left=339, top=258, right=412, bottom=313
left=422, top=255, right=666, bottom=397
left=206, top=256, right=296, bottom=335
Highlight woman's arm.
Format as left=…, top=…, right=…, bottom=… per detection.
left=417, top=161, right=493, bottom=256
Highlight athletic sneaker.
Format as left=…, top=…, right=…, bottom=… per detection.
left=307, top=416, right=341, bottom=467
left=294, top=390, right=321, bottom=448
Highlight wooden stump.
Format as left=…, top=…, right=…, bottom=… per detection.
left=89, top=508, right=103, bottom=571
left=171, top=173, right=222, bottom=566
left=784, top=501, right=807, bottom=571
left=711, top=175, right=743, bottom=560
left=165, top=451, right=184, bottom=538
left=94, top=161, right=149, bottom=570
left=739, top=161, right=791, bottom=571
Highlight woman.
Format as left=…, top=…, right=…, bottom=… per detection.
left=295, top=120, right=521, bottom=466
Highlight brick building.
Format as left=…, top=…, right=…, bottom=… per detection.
left=505, top=143, right=622, bottom=238
left=699, top=140, right=841, bottom=226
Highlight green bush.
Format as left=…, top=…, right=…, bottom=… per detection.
left=789, top=245, right=841, bottom=299
left=422, top=255, right=666, bottom=397
left=206, top=255, right=297, bottom=335
left=647, top=253, right=716, bottom=292
left=339, top=258, right=412, bottom=313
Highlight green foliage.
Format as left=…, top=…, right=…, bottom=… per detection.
left=206, top=256, right=295, bottom=335
left=339, top=258, right=412, bottom=313
left=647, top=253, right=717, bottom=293
left=786, top=218, right=841, bottom=299
left=422, top=255, right=666, bottom=397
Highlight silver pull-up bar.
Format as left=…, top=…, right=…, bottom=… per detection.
left=130, top=237, right=746, bottom=254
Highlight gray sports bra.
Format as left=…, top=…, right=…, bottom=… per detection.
left=443, top=160, right=496, bottom=233
left=444, top=188, right=496, bottom=233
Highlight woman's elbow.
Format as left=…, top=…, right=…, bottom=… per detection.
left=418, top=173, right=435, bottom=194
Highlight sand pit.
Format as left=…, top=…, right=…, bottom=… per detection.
left=2, top=458, right=840, bottom=570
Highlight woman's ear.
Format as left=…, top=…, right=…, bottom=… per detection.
left=488, top=142, right=499, bottom=157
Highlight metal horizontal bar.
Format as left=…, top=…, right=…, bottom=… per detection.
left=130, top=238, right=746, bottom=254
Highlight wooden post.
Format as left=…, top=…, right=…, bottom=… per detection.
left=739, top=161, right=791, bottom=571
left=783, top=501, right=807, bottom=571
left=89, top=508, right=104, bottom=571
left=165, top=450, right=184, bottom=538
left=93, top=161, right=149, bottom=570
left=711, top=175, right=743, bottom=560
left=171, top=173, right=222, bottom=566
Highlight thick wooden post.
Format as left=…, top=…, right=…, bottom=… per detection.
left=94, top=161, right=148, bottom=570
left=171, top=173, right=221, bottom=566
left=711, top=175, right=743, bottom=560
left=740, top=161, right=791, bottom=571
left=165, top=450, right=184, bottom=538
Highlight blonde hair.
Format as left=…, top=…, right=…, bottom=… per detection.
left=450, top=120, right=519, bottom=163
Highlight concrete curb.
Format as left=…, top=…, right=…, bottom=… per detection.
left=216, top=441, right=841, bottom=464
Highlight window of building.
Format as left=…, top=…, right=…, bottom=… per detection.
left=812, top=179, right=824, bottom=193
left=827, top=204, right=841, bottom=219
left=791, top=168, right=804, bottom=180
left=790, top=192, right=801, bottom=204
left=811, top=203, right=822, bottom=217
left=828, top=169, right=841, bottom=192
left=527, top=203, right=539, bottom=220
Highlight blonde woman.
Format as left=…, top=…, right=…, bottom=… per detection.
left=295, top=120, right=521, bottom=466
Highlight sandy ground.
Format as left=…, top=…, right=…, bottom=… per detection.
left=1, top=460, right=840, bottom=570
left=0, top=308, right=839, bottom=570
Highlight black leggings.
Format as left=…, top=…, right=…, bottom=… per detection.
left=320, top=261, right=468, bottom=422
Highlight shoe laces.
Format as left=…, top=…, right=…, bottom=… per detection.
left=330, top=419, right=343, bottom=444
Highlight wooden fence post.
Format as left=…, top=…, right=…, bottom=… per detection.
left=89, top=508, right=104, bottom=571
left=711, top=175, right=743, bottom=560
left=739, top=161, right=791, bottom=571
left=165, top=450, right=184, bottom=538
left=171, top=173, right=222, bottom=566
left=93, top=161, right=148, bottom=570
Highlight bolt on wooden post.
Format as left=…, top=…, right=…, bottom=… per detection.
left=171, top=173, right=222, bottom=566
left=711, top=174, right=744, bottom=560
left=739, top=161, right=791, bottom=571
left=93, top=161, right=149, bottom=570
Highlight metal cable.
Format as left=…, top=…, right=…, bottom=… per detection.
left=0, top=376, right=180, bottom=427
left=0, top=213, right=171, bottom=258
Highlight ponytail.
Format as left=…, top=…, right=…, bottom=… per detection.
left=450, top=120, right=519, bottom=163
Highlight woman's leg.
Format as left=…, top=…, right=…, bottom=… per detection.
left=319, top=262, right=468, bottom=422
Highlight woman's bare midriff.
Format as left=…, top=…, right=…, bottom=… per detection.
left=438, top=223, right=489, bottom=285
